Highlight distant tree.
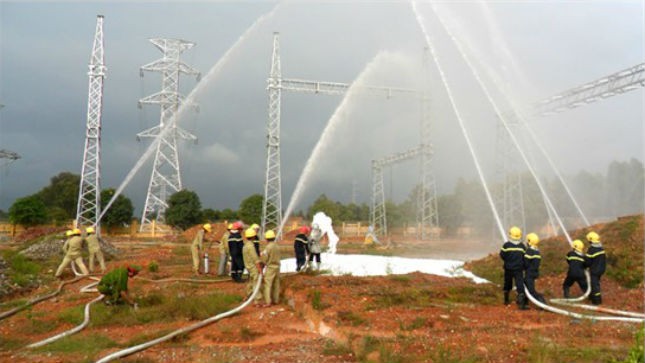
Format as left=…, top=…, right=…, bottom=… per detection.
left=9, top=195, right=48, bottom=226
left=238, top=194, right=264, bottom=225
left=100, top=189, right=134, bottom=230
left=308, top=194, right=341, bottom=221
left=165, top=190, right=203, bottom=230
left=437, top=194, right=463, bottom=236
left=0, top=209, right=7, bottom=221
left=202, top=208, right=220, bottom=222
left=37, top=172, right=80, bottom=220
left=219, top=208, right=238, bottom=221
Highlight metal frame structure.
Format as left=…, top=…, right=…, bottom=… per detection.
left=75, top=15, right=106, bottom=232
left=535, top=62, right=645, bottom=116
left=494, top=115, right=526, bottom=233
left=138, top=38, right=200, bottom=233
left=370, top=145, right=426, bottom=237
left=263, top=33, right=439, bottom=239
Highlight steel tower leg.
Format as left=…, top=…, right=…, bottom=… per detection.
left=138, top=38, right=200, bottom=233
left=495, top=118, right=526, bottom=232
left=371, top=161, right=387, bottom=237
left=262, top=32, right=283, bottom=237
left=76, top=15, right=106, bottom=234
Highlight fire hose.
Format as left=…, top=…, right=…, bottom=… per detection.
left=27, top=279, right=104, bottom=348
left=94, top=271, right=264, bottom=363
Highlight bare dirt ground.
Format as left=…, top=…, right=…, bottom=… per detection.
left=0, top=232, right=642, bottom=363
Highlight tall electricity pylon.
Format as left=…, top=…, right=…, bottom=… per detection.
left=262, top=32, right=283, bottom=237
left=75, top=15, right=106, bottom=232
left=138, top=38, right=200, bottom=233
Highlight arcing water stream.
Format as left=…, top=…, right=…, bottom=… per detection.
left=98, top=4, right=281, bottom=224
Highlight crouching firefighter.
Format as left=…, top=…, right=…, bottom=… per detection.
left=97, top=265, right=140, bottom=307
left=562, top=239, right=588, bottom=298
left=499, top=226, right=527, bottom=309
left=523, top=233, right=545, bottom=308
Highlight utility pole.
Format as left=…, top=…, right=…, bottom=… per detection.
left=138, top=38, right=200, bottom=233
left=75, top=15, right=106, bottom=232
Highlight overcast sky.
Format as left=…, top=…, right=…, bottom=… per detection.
left=0, top=1, right=643, bottom=219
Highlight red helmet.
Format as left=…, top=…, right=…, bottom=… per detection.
left=299, top=226, right=311, bottom=234
left=232, top=221, right=244, bottom=230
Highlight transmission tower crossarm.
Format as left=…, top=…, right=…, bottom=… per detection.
left=535, top=62, right=645, bottom=116
left=280, top=78, right=420, bottom=98
left=141, top=59, right=200, bottom=76
left=0, top=149, right=20, bottom=160
left=373, top=145, right=424, bottom=167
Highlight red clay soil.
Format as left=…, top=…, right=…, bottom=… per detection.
left=0, top=237, right=642, bottom=363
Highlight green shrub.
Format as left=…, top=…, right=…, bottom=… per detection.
left=310, top=289, right=329, bottom=310
left=612, top=327, right=644, bottom=363
left=148, top=261, right=159, bottom=273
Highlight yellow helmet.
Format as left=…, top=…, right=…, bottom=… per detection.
left=203, top=223, right=212, bottom=233
left=526, top=233, right=539, bottom=247
left=86, top=227, right=95, bottom=234
left=250, top=223, right=260, bottom=231
left=227, top=223, right=234, bottom=230
left=586, top=231, right=600, bottom=243
left=65, top=230, right=74, bottom=237
left=508, top=226, right=522, bottom=240
left=265, top=230, right=276, bottom=240
left=72, top=228, right=82, bottom=236
left=244, top=228, right=257, bottom=238
left=572, top=239, right=584, bottom=252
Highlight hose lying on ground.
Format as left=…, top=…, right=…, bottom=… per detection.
left=549, top=271, right=591, bottom=304
left=27, top=281, right=103, bottom=348
left=524, top=285, right=645, bottom=323
left=94, top=272, right=264, bottom=363
left=0, top=276, right=86, bottom=321
left=138, top=277, right=230, bottom=284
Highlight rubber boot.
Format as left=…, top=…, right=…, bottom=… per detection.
left=591, top=295, right=602, bottom=305
left=504, top=291, right=510, bottom=305
left=563, top=287, right=570, bottom=299
left=518, top=293, right=529, bottom=310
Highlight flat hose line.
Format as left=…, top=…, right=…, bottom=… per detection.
left=94, top=271, right=264, bottom=363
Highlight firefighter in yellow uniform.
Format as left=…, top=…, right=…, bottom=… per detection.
left=85, top=227, right=106, bottom=274
left=218, top=223, right=232, bottom=276
left=262, top=229, right=281, bottom=307
left=242, top=228, right=264, bottom=305
left=191, top=224, right=212, bottom=275
left=55, top=228, right=89, bottom=278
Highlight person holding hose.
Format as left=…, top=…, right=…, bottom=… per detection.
left=55, top=229, right=89, bottom=278
left=218, top=223, right=232, bottom=276
left=97, top=265, right=140, bottom=307
left=243, top=228, right=264, bottom=306
left=85, top=226, right=106, bottom=274
left=523, top=233, right=545, bottom=308
left=191, top=224, right=212, bottom=275
left=262, top=229, right=281, bottom=307
left=562, top=239, right=588, bottom=298
left=584, top=231, right=606, bottom=305
left=499, top=226, right=527, bottom=309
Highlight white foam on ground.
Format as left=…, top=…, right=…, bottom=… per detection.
left=280, top=253, right=488, bottom=284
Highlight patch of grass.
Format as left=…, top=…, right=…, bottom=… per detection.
left=445, top=284, right=499, bottom=306
left=0, top=336, right=27, bottom=351
left=124, top=329, right=174, bottom=346
left=379, top=344, right=405, bottom=363
left=239, top=327, right=261, bottom=342
left=400, top=317, right=426, bottom=331
left=310, top=289, right=329, bottom=311
left=33, top=333, right=118, bottom=355
left=26, top=317, right=58, bottom=334
left=322, top=339, right=353, bottom=356
left=2, top=250, right=41, bottom=287
left=611, top=327, right=644, bottom=363
left=57, top=305, right=84, bottom=325
left=364, top=286, right=434, bottom=310
left=527, top=335, right=624, bottom=363
left=387, top=274, right=411, bottom=283
left=173, top=246, right=190, bottom=257
left=337, top=310, right=367, bottom=327
left=148, top=260, right=159, bottom=273
left=426, top=345, right=479, bottom=363
left=358, top=335, right=381, bottom=358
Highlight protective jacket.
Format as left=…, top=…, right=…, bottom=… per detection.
left=523, top=247, right=541, bottom=279
left=64, top=236, right=85, bottom=258
left=500, top=240, right=526, bottom=271
left=97, top=267, right=129, bottom=303
left=565, top=250, right=586, bottom=279
left=86, top=234, right=101, bottom=253
left=584, top=243, right=606, bottom=276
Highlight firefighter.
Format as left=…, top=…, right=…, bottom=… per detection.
left=499, top=226, right=527, bottom=309
left=55, top=228, right=89, bottom=278
left=218, top=223, right=232, bottom=276
left=243, top=228, right=264, bottom=306
left=250, top=223, right=261, bottom=256
left=562, top=239, right=588, bottom=298
left=308, top=223, right=323, bottom=270
left=523, top=233, right=545, bottom=308
left=85, top=226, right=106, bottom=274
left=584, top=231, right=606, bottom=305
left=191, top=224, right=212, bottom=275
left=97, top=265, right=140, bottom=307
left=262, top=229, right=281, bottom=307
left=228, top=221, right=245, bottom=282
left=294, top=226, right=310, bottom=271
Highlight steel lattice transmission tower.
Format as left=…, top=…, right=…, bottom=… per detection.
left=262, top=32, right=283, bottom=237
left=138, top=38, right=200, bottom=233
left=75, top=15, right=106, bottom=231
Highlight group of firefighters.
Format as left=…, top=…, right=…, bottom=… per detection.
left=54, top=226, right=106, bottom=278
left=500, top=226, right=606, bottom=310
left=191, top=222, right=282, bottom=307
